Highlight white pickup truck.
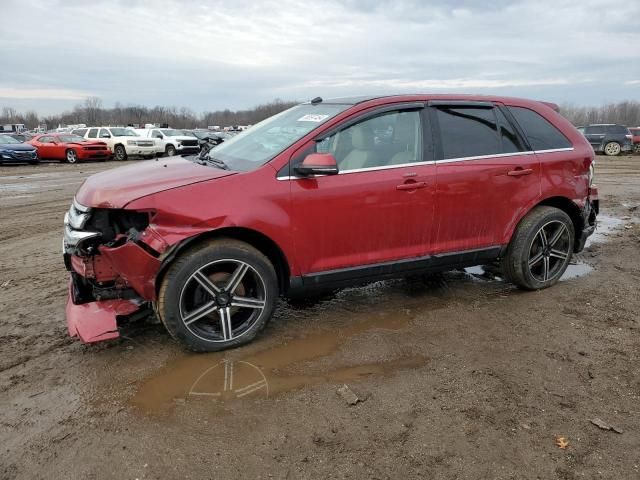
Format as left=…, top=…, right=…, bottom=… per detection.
left=134, top=128, right=200, bottom=157
left=71, top=127, right=157, bottom=161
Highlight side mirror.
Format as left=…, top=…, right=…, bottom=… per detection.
left=101, top=134, right=111, bottom=139
left=294, top=153, right=339, bottom=177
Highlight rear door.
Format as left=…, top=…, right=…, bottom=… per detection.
left=583, top=125, right=605, bottom=149
left=289, top=106, right=437, bottom=278
left=429, top=102, right=539, bottom=254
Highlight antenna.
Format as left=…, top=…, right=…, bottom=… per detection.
left=310, top=97, right=323, bottom=105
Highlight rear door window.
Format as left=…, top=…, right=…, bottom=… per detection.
left=87, top=128, right=98, bottom=138
left=434, top=106, right=501, bottom=159
left=496, top=108, right=526, bottom=153
left=508, top=107, right=572, bottom=150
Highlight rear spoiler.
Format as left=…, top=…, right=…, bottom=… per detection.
left=540, top=101, right=560, bottom=112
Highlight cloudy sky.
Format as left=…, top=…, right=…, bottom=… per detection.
left=1, top=0, right=639, bottom=115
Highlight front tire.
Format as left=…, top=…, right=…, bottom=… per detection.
left=603, top=141, right=621, bottom=156
left=65, top=149, right=78, bottom=164
left=158, top=239, right=278, bottom=352
left=114, top=144, right=127, bottom=161
left=165, top=144, right=177, bottom=157
left=502, top=206, right=574, bottom=290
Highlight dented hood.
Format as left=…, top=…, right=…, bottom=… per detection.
left=75, top=157, right=235, bottom=208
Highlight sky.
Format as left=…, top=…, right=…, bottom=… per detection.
left=1, top=0, right=639, bottom=116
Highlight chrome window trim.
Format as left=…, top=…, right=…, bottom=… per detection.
left=276, top=147, right=574, bottom=180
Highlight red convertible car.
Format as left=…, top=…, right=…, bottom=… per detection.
left=29, top=133, right=111, bottom=163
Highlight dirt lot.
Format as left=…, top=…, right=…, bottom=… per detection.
left=1, top=156, right=639, bottom=479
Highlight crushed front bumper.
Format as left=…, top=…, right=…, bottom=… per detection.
left=66, top=281, right=142, bottom=343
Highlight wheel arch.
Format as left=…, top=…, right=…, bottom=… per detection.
left=155, top=226, right=291, bottom=297
left=509, top=196, right=584, bottom=253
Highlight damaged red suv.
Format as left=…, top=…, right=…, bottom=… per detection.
left=63, top=95, right=598, bottom=351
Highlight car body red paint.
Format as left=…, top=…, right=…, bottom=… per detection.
left=63, top=94, right=598, bottom=345
left=29, top=133, right=111, bottom=161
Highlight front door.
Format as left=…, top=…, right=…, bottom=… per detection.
left=289, top=108, right=436, bottom=278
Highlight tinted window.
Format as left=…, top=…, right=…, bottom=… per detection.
left=87, top=128, right=98, bottom=138
left=73, top=128, right=88, bottom=136
left=607, top=125, right=629, bottom=134
left=99, top=129, right=111, bottom=138
left=509, top=107, right=571, bottom=150
left=435, top=107, right=500, bottom=159
left=496, top=108, right=526, bottom=153
left=316, top=110, right=423, bottom=171
left=39, top=136, right=53, bottom=143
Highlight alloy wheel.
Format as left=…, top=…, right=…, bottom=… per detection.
left=178, top=259, right=267, bottom=343
left=527, top=220, right=571, bottom=282
left=115, top=146, right=126, bottom=161
left=66, top=150, right=77, bottom=163
left=604, top=142, right=621, bottom=156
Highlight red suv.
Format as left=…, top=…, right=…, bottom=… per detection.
left=63, top=95, right=599, bottom=351
left=630, top=127, right=640, bottom=153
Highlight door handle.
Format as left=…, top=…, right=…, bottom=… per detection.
left=507, top=168, right=533, bottom=177
left=397, top=181, right=427, bottom=190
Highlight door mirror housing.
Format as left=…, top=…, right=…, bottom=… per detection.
left=294, top=153, right=339, bottom=177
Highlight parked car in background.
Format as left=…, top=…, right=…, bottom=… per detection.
left=134, top=128, right=199, bottom=157
left=0, top=134, right=39, bottom=165
left=71, top=127, right=156, bottom=161
left=1, top=132, right=35, bottom=142
left=629, top=127, right=640, bottom=153
left=583, top=124, right=633, bottom=156
left=63, top=94, right=598, bottom=352
left=28, top=134, right=111, bottom=163
left=191, top=129, right=229, bottom=151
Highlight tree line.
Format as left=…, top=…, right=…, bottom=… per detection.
left=1, top=98, right=639, bottom=131
left=558, top=101, right=640, bottom=127
left=0, top=97, right=298, bottom=130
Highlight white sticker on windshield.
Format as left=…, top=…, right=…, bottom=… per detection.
left=297, top=114, right=329, bottom=122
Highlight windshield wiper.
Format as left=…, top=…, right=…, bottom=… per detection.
left=204, top=156, right=229, bottom=170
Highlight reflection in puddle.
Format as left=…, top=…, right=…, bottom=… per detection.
left=131, top=312, right=428, bottom=415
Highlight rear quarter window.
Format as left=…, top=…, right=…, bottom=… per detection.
left=607, top=125, right=629, bottom=134
left=508, top=106, right=572, bottom=151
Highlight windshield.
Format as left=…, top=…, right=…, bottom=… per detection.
left=110, top=128, right=137, bottom=136
left=205, top=104, right=349, bottom=171
left=0, top=135, right=21, bottom=144
left=161, top=129, right=183, bottom=137
left=180, top=130, right=197, bottom=137
left=59, top=135, right=86, bottom=143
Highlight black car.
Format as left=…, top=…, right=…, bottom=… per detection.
left=0, top=135, right=39, bottom=164
left=191, top=130, right=229, bottom=150
left=582, top=124, right=633, bottom=156
left=0, top=132, right=34, bottom=142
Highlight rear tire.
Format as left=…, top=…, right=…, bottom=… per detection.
left=158, top=239, right=278, bottom=352
left=501, top=206, right=574, bottom=290
left=603, top=141, right=621, bottom=156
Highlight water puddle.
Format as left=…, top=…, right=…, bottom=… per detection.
left=586, top=214, right=624, bottom=247
left=130, top=215, right=624, bottom=415
left=131, top=312, right=427, bottom=415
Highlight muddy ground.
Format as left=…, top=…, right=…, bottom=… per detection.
left=1, top=156, right=639, bottom=480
